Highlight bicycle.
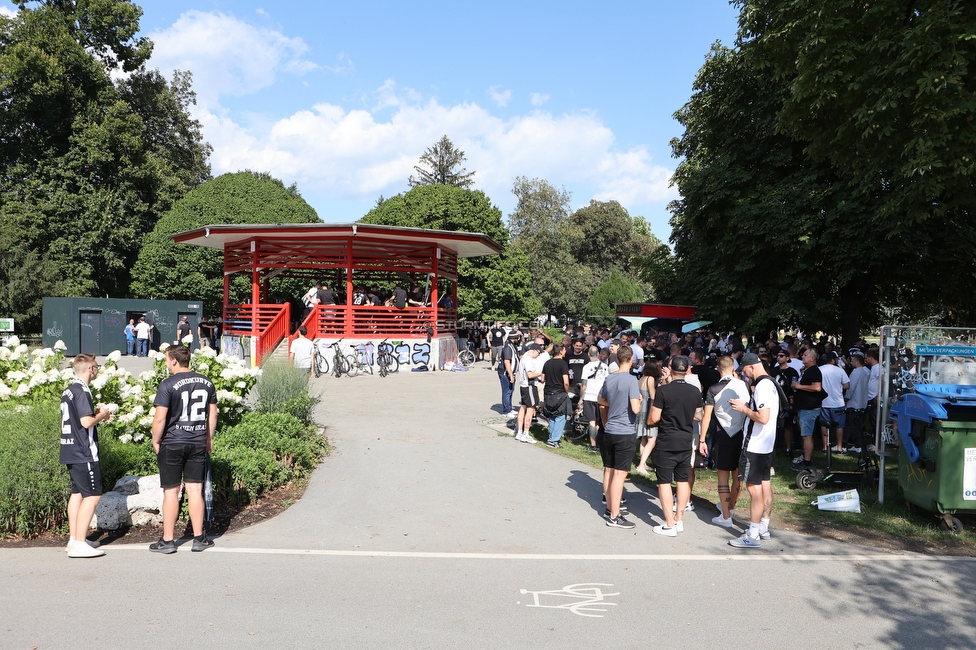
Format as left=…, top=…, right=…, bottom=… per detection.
left=330, top=340, right=351, bottom=378
left=457, top=339, right=475, bottom=367
left=346, top=342, right=374, bottom=377
left=377, top=339, right=399, bottom=377
left=312, top=341, right=330, bottom=378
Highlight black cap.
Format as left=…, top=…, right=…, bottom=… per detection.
left=526, top=343, right=542, bottom=352
left=670, top=355, right=690, bottom=372
left=739, top=352, right=761, bottom=367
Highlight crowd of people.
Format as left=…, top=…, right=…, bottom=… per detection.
left=489, top=322, right=883, bottom=548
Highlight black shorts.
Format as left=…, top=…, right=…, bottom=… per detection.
left=67, top=462, right=102, bottom=497
left=158, top=444, right=207, bottom=489
left=714, top=430, right=744, bottom=472
left=739, top=450, right=775, bottom=485
left=598, top=431, right=637, bottom=472
left=582, top=400, right=600, bottom=423
left=653, top=449, right=692, bottom=484
left=520, top=385, right=539, bottom=408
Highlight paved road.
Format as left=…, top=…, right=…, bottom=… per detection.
left=3, top=361, right=976, bottom=649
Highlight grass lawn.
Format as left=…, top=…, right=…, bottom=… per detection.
left=502, top=420, right=976, bottom=555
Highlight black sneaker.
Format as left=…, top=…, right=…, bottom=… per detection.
left=149, top=538, right=176, bottom=554
left=606, top=514, right=636, bottom=529
left=604, top=506, right=629, bottom=517
left=601, top=495, right=627, bottom=505
left=192, top=535, right=214, bottom=552
left=546, top=441, right=561, bottom=449
left=586, top=445, right=599, bottom=453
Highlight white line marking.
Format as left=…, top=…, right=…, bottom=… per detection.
left=104, top=545, right=976, bottom=562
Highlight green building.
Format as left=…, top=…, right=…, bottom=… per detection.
left=42, top=298, right=204, bottom=356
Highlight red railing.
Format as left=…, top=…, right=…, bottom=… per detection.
left=223, top=303, right=291, bottom=365
left=289, top=304, right=458, bottom=343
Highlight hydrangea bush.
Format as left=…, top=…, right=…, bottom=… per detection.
left=0, top=337, right=261, bottom=443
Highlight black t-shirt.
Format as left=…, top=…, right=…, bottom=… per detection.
left=542, top=358, right=570, bottom=395
left=498, top=342, right=519, bottom=375
left=60, top=379, right=98, bottom=464
left=652, top=379, right=703, bottom=452
left=793, top=365, right=824, bottom=410
left=317, top=289, right=336, bottom=305
left=565, top=351, right=588, bottom=388
left=352, top=291, right=367, bottom=306
left=392, top=287, right=407, bottom=309
left=368, top=293, right=381, bottom=306
left=489, top=328, right=506, bottom=347
left=691, top=365, right=720, bottom=396
left=770, top=365, right=800, bottom=401
left=177, top=322, right=191, bottom=339
left=154, top=372, right=218, bottom=446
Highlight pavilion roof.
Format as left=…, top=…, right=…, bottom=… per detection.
left=171, top=223, right=502, bottom=258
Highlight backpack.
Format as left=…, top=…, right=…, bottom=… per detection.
left=752, top=374, right=791, bottom=428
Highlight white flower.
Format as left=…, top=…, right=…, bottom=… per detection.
left=148, top=398, right=156, bottom=410
left=118, top=434, right=133, bottom=444
left=6, top=371, right=26, bottom=383
left=131, top=404, right=144, bottom=416
left=103, top=403, right=120, bottom=414
left=60, top=368, right=75, bottom=380
left=15, top=383, right=30, bottom=397
left=139, top=371, right=153, bottom=382
left=159, top=342, right=170, bottom=351
left=216, top=389, right=242, bottom=404
left=196, top=362, right=209, bottom=372
left=148, top=350, right=162, bottom=360
left=107, top=350, right=122, bottom=363
left=248, top=367, right=262, bottom=378
left=119, top=412, right=137, bottom=424
left=14, top=404, right=30, bottom=413
left=182, top=335, right=193, bottom=344
left=47, top=368, right=60, bottom=380
left=133, top=433, right=144, bottom=442
left=29, top=373, right=47, bottom=388
left=33, top=348, right=53, bottom=360
left=215, top=353, right=229, bottom=364
left=0, top=382, right=10, bottom=399
left=0, top=347, right=9, bottom=360
left=10, top=349, right=22, bottom=361
left=198, top=346, right=217, bottom=359
left=15, top=344, right=28, bottom=355
left=91, top=374, right=109, bottom=390
left=53, top=340, right=67, bottom=351
left=138, top=416, right=153, bottom=427
left=129, top=384, right=142, bottom=395
left=6, top=335, right=20, bottom=348
left=235, top=381, right=246, bottom=389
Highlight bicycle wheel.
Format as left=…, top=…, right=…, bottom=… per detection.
left=379, top=362, right=387, bottom=378
left=345, top=354, right=360, bottom=377
left=333, top=353, right=344, bottom=377
left=457, top=349, right=475, bottom=367
left=314, top=353, right=328, bottom=377
left=386, top=356, right=399, bottom=374
left=362, top=358, right=373, bottom=375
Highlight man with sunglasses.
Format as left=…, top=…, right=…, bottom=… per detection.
left=770, top=350, right=800, bottom=458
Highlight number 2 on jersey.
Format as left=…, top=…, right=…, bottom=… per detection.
left=179, top=389, right=209, bottom=422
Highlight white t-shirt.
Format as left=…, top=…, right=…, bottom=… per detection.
left=746, top=377, right=779, bottom=454
left=518, top=352, right=543, bottom=388
left=630, top=342, right=644, bottom=369
left=290, top=337, right=314, bottom=369
left=867, top=363, right=880, bottom=400
left=581, top=361, right=609, bottom=402
left=134, top=322, right=152, bottom=339
left=788, top=358, right=804, bottom=374
left=820, top=364, right=849, bottom=408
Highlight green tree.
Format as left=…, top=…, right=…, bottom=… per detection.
left=130, top=172, right=320, bottom=315
left=0, top=1, right=211, bottom=330
left=408, top=135, right=476, bottom=188
left=360, top=184, right=539, bottom=320
left=586, top=270, right=644, bottom=324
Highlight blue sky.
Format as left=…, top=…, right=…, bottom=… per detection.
left=11, top=1, right=741, bottom=241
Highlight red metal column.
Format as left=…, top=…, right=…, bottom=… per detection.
left=251, top=240, right=259, bottom=335
left=345, top=236, right=354, bottom=337
left=430, top=246, right=439, bottom=336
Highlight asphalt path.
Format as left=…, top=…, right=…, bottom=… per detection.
left=3, top=359, right=976, bottom=649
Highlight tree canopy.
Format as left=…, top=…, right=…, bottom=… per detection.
left=408, top=135, right=476, bottom=189
left=586, top=270, right=644, bottom=325
left=361, top=184, right=540, bottom=320
left=660, top=1, right=976, bottom=345
left=0, top=0, right=211, bottom=331
left=130, top=172, right=320, bottom=315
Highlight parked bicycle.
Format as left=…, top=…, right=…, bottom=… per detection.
left=312, top=341, right=330, bottom=378
left=377, top=339, right=399, bottom=377
left=346, top=342, right=374, bottom=377
left=330, top=340, right=352, bottom=378
left=457, top=339, right=475, bottom=368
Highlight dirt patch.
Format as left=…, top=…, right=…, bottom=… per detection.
left=0, top=481, right=308, bottom=549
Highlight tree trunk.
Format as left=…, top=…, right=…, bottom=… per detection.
left=838, top=283, right=863, bottom=350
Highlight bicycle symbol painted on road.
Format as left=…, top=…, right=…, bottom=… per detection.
left=519, top=583, right=619, bottom=618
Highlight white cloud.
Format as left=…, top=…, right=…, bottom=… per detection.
left=488, top=85, right=512, bottom=107
left=147, top=10, right=317, bottom=107
left=147, top=12, right=675, bottom=217
left=530, top=93, right=550, bottom=106
left=0, top=6, right=18, bottom=17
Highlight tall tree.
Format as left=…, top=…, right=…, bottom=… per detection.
left=586, top=270, right=644, bottom=325
left=0, top=0, right=211, bottom=331
left=408, top=135, right=476, bottom=188
left=360, top=184, right=540, bottom=320
left=130, top=172, right=320, bottom=316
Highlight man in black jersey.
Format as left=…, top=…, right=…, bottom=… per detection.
left=150, top=345, right=218, bottom=553
left=61, top=353, right=112, bottom=558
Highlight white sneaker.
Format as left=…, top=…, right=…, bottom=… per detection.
left=652, top=525, right=677, bottom=537
left=672, top=499, right=695, bottom=513
left=711, top=514, right=734, bottom=528
left=65, top=538, right=100, bottom=552
left=674, top=520, right=684, bottom=533
left=67, top=540, right=105, bottom=558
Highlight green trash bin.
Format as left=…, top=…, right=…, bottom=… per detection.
left=891, top=384, right=976, bottom=533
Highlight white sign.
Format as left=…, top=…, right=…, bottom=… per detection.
left=964, top=448, right=976, bottom=501
left=0, top=318, right=13, bottom=332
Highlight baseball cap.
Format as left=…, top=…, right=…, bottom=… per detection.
left=848, top=347, right=865, bottom=358
left=739, top=352, right=761, bottom=367
left=507, top=330, right=520, bottom=339
left=526, top=343, right=542, bottom=352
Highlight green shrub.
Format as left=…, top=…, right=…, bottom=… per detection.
left=0, top=401, right=70, bottom=537
left=99, top=436, right=158, bottom=491
left=255, top=359, right=319, bottom=424
left=210, top=446, right=289, bottom=502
